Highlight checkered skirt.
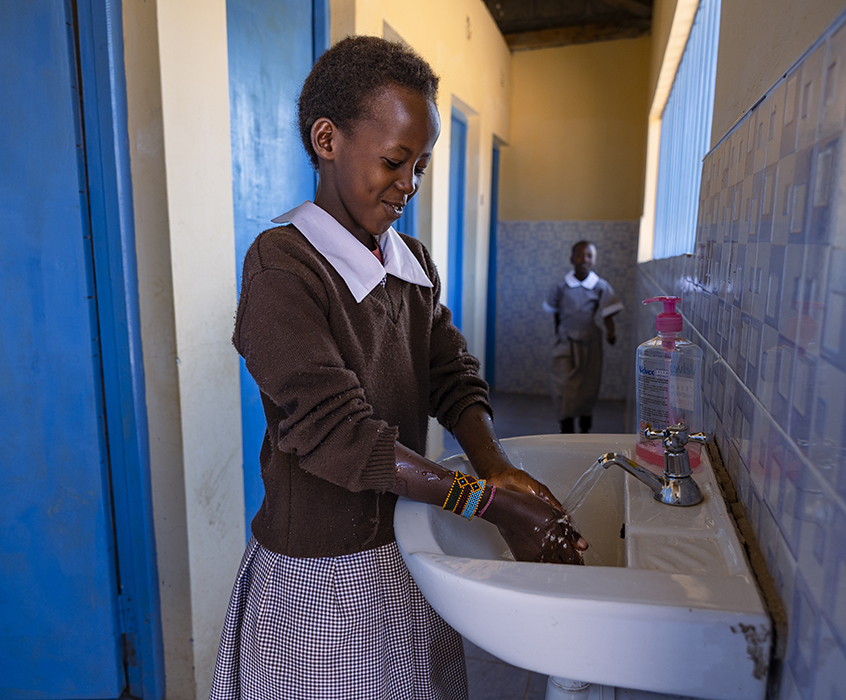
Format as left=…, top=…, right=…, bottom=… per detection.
left=209, top=537, right=468, bottom=700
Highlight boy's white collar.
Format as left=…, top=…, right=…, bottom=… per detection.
left=565, top=270, right=599, bottom=289
left=271, top=201, right=434, bottom=303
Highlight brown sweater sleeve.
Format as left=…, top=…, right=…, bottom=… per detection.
left=411, top=239, right=492, bottom=431
left=234, top=243, right=399, bottom=494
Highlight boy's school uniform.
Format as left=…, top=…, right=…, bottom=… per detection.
left=544, top=271, right=623, bottom=419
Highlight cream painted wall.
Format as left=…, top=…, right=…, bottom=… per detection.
left=648, top=0, right=679, bottom=106
left=331, top=0, right=512, bottom=454
left=331, top=0, right=512, bottom=372
left=122, top=1, right=245, bottom=699
left=498, top=37, right=651, bottom=221
left=712, top=0, right=846, bottom=147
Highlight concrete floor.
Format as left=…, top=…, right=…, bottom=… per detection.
left=437, top=391, right=626, bottom=700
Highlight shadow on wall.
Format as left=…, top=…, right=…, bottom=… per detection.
left=493, top=220, right=639, bottom=400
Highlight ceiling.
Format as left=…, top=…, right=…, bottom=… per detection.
left=482, top=0, right=653, bottom=51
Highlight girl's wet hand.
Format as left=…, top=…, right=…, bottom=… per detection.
left=484, top=463, right=564, bottom=510
left=490, top=489, right=588, bottom=565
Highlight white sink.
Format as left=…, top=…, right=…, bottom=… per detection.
left=394, top=434, right=771, bottom=700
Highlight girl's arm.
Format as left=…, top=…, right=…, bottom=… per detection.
left=451, top=403, right=562, bottom=506
left=390, top=441, right=586, bottom=565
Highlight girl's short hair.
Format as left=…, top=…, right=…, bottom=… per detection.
left=297, top=35, right=440, bottom=170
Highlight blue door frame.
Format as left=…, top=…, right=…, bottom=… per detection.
left=227, top=0, right=329, bottom=534
left=485, top=142, right=500, bottom=386
left=75, top=2, right=165, bottom=695
left=0, top=1, right=164, bottom=697
left=448, top=109, right=468, bottom=330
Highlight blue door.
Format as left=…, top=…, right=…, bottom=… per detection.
left=448, top=109, right=468, bottom=330
left=394, top=194, right=418, bottom=238
left=0, top=2, right=162, bottom=697
left=0, top=3, right=123, bottom=697
left=227, top=0, right=327, bottom=531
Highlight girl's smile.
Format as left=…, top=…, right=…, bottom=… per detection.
left=312, top=84, right=441, bottom=247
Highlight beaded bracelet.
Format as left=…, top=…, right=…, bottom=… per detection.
left=442, top=471, right=489, bottom=520
left=442, top=471, right=473, bottom=513
left=459, top=478, right=486, bottom=520
left=476, top=485, right=496, bottom=518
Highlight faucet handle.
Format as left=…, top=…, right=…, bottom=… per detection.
left=643, top=423, right=709, bottom=454
left=686, top=430, right=710, bottom=447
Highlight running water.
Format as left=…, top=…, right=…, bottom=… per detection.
left=560, top=459, right=607, bottom=515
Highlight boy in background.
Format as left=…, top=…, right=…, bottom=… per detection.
left=544, top=240, right=623, bottom=433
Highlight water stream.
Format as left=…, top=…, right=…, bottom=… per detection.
left=560, top=459, right=606, bottom=516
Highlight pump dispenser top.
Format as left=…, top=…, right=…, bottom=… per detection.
left=644, top=296, right=682, bottom=333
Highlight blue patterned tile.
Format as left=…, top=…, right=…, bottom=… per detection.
left=772, top=335, right=795, bottom=432
left=754, top=95, right=773, bottom=174
left=787, top=572, right=822, bottom=700
left=809, top=358, right=846, bottom=495
left=764, top=422, right=787, bottom=521
left=790, top=347, right=817, bottom=451
left=782, top=67, right=802, bottom=157
left=821, top=247, right=846, bottom=369
left=808, top=135, right=840, bottom=246
left=823, top=506, right=846, bottom=647
left=758, top=321, right=780, bottom=413
left=813, top=617, right=846, bottom=700
left=821, top=30, right=846, bottom=133
left=794, top=465, right=836, bottom=608
left=781, top=442, right=807, bottom=558
left=797, top=43, right=828, bottom=153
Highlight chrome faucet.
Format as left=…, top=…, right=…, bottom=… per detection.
left=596, top=423, right=708, bottom=506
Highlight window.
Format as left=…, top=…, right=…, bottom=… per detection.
left=650, top=0, right=722, bottom=258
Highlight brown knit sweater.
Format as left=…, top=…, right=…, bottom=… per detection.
left=234, top=224, right=490, bottom=557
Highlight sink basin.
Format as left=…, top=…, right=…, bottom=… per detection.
left=394, top=434, right=771, bottom=700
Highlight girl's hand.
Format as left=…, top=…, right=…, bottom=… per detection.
left=482, top=458, right=564, bottom=509
left=483, top=487, right=587, bottom=565
left=472, top=455, right=589, bottom=553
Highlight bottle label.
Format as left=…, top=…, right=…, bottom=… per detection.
left=671, top=376, right=695, bottom=412
left=637, top=357, right=699, bottom=428
left=637, top=364, right=669, bottom=426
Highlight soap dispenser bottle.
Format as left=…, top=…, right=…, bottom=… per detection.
left=635, top=296, right=703, bottom=467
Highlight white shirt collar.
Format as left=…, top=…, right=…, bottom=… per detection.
left=271, top=201, right=433, bottom=303
left=565, top=270, right=600, bottom=289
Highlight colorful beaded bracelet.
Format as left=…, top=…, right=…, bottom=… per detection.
left=460, top=478, right=486, bottom=520
left=442, top=471, right=473, bottom=513
left=442, top=471, right=489, bottom=520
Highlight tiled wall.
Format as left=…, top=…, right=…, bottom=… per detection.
left=492, top=220, right=639, bottom=400
left=632, top=14, right=846, bottom=699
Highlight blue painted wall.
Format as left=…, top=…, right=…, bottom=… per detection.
left=226, top=0, right=323, bottom=532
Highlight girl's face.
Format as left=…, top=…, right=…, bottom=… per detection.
left=313, top=84, right=440, bottom=245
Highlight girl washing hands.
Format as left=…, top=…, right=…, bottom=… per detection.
left=210, top=35, right=587, bottom=700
